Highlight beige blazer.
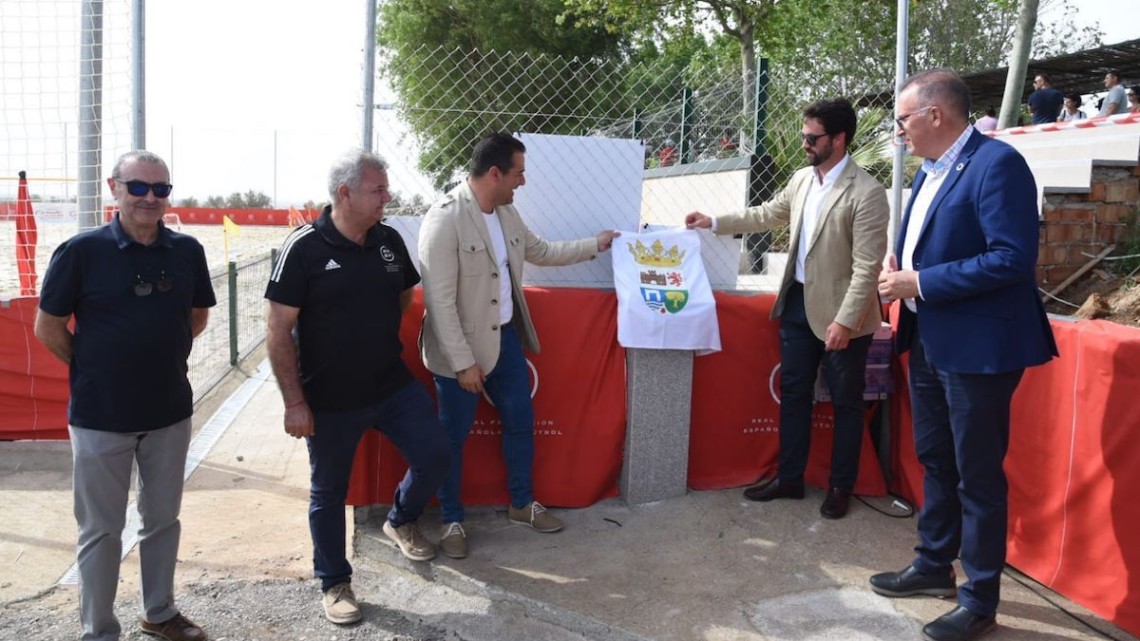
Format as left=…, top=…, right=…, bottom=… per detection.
left=418, top=182, right=598, bottom=377
left=716, top=159, right=889, bottom=340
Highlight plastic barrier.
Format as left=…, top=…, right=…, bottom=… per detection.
left=0, top=297, right=69, bottom=439
left=888, top=314, right=1140, bottom=636
left=687, top=292, right=887, bottom=495
left=346, top=288, right=626, bottom=508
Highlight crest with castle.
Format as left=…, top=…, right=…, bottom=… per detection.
left=628, top=239, right=685, bottom=267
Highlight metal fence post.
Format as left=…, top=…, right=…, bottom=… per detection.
left=745, top=58, right=774, bottom=271
left=228, top=261, right=238, bottom=366
left=679, top=87, right=694, bottom=164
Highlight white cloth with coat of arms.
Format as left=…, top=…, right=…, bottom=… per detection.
left=612, top=229, right=721, bottom=353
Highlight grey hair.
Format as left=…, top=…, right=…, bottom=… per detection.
left=111, top=150, right=169, bottom=179
left=328, top=149, right=389, bottom=203
left=900, top=68, right=972, bottom=121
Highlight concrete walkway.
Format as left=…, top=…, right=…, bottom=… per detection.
left=1, top=359, right=1136, bottom=641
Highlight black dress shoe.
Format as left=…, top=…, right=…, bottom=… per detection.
left=743, top=480, right=805, bottom=502
left=922, top=606, right=997, bottom=641
left=869, top=564, right=957, bottom=598
left=820, top=487, right=851, bottom=519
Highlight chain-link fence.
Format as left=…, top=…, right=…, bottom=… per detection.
left=188, top=252, right=273, bottom=403
left=373, top=45, right=900, bottom=288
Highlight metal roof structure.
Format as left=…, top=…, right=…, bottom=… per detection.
left=857, top=38, right=1140, bottom=110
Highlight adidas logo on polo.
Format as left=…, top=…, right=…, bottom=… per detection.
left=325, top=259, right=342, bottom=271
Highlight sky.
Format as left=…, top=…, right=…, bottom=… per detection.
left=2, top=0, right=1137, bottom=207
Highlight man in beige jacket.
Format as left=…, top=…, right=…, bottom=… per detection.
left=686, top=98, right=888, bottom=519
left=419, top=132, right=618, bottom=559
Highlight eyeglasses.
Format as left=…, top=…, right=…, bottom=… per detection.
left=134, top=271, right=173, bottom=296
left=123, top=180, right=174, bottom=198
left=799, top=131, right=830, bottom=146
left=895, top=106, right=934, bottom=129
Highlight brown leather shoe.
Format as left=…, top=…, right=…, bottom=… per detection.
left=139, top=613, right=207, bottom=641
left=820, top=487, right=852, bottom=519
left=743, top=480, right=805, bottom=502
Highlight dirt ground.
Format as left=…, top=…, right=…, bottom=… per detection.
left=1045, top=268, right=1140, bottom=326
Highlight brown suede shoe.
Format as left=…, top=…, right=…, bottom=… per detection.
left=139, top=613, right=207, bottom=641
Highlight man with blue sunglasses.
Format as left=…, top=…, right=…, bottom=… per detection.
left=36, top=150, right=215, bottom=641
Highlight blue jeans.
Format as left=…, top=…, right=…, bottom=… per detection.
left=434, top=324, right=535, bottom=523
left=307, top=381, right=449, bottom=591
left=908, top=329, right=1023, bottom=617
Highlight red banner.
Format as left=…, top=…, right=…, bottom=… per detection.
left=887, top=314, right=1140, bottom=636
left=346, top=288, right=626, bottom=508
left=0, top=298, right=69, bottom=439
left=687, top=292, right=887, bottom=495
left=101, top=206, right=316, bottom=226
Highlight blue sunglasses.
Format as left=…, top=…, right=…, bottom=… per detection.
left=123, top=180, right=174, bottom=198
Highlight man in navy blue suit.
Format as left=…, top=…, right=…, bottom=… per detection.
left=872, top=69, right=1058, bottom=641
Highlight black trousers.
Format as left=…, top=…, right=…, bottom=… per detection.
left=776, top=282, right=872, bottom=490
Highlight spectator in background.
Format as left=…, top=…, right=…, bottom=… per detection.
left=1058, top=94, right=1086, bottom=122
left=659, top=139, right=677, bottom=167
left=1099, top=71, right=1127, bottom=117
left=1028, top=74, right=1064, bottom=124
left=974, top=106, right=998, bottom=133
left=1128, top=86, right=1140, bottom=114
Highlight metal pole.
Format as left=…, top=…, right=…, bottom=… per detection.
left=79, top=0, right=104, bottom=230
left=131, top=0, right=145, bottom=149
left=63, top=122, right=70, bottom=201
left=361, top=0, right=377, bottom=151
left=752, top=58, right=769, bottom=159
left=679, top=88, right=694, bottom=164
left=889, top=0, right=910, bottom=250
left=228, top=261, right=238, bottom=365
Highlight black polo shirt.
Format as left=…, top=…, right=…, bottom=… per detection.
left=38, top=214, right=217, bottom=432
left=265, top=208, right=419, bottom=412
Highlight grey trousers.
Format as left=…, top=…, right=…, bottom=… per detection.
left=69, top=418, right=191, bottom=641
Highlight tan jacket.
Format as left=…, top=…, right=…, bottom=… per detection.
left=418, top=182, right=598, bottom=377
left=716, top=159, right=889, bottom=340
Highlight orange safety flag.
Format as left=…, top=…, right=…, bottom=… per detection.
left=15, top=171, right=38, bottom=296
left=288, top=206, right=305, bottom=228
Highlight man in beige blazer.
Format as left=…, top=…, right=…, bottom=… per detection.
left=419, top=132, right=618, bottom=559
left=686, top=98, right=888, bottom=519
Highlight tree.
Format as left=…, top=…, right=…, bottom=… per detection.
left=377, top=0, right=630, bottom=187
left=999, top=0, right=1040, bottom=129
left=178, top=196, right=200, bottom=208
left=386, top=191, right=428, bottom=216
left=565, top=0, right=780, bottom=149
left=204, top=195, right=226, bottom=208
left=243, top=189, right=272, bottom=208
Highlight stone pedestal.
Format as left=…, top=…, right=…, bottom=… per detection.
left=620, top=348, right=693, bottom=505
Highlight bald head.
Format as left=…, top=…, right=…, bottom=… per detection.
left=899, top=68, right=972, bottom=126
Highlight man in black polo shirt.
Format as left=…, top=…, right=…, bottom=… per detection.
left=265, top=150, right=450, bottom=626
left=36, top=150, right=215, bottom=641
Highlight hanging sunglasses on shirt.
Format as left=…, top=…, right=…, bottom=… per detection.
left=134, top=271, right=173, bottom=296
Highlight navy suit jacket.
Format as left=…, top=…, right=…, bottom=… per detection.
left=896, top=130, right=1058, bottom=374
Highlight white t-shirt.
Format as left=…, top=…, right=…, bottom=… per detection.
left=482, top=210, right=514, bottom=324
